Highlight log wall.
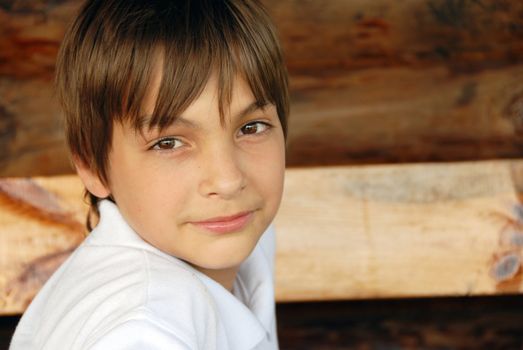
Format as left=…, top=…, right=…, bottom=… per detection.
left=1, top=0, right=523, bottom=175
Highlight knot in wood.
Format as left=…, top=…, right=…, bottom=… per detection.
left=490, top=252, right=521, bottom=283
left=0, top=105, right=16, bottom=167
left=505, top=93, right=523, bottom=135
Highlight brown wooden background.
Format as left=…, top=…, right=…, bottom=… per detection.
left=1, top=0, right=523, bottom=349
left=1, top=0, right=523, bottom=177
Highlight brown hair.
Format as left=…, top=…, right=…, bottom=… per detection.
left=55, top=0, right=289, bottom=230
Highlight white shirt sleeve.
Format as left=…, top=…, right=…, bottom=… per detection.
left=87, top=318, right=193, bottom=350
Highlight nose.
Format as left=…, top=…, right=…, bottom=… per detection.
left=198, top=143, right=246, bottom=199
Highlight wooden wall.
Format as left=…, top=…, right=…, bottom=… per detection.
left=1, top=0, right=523, bottom=176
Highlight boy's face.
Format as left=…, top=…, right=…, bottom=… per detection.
left=89, top=67, right=285, bottom=273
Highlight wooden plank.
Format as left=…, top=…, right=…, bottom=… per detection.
left=268, top=0, right=523, bottom=73
left=0, top=176, right=86, bottom=314
left=276, top=296, right=523, bottom=349
left=0, top=78, right=73, bottom=176
left=0, top=1, right=80, bottom=79
left=2, top=160, right=523, bottom=314
left=274, top=160, right=523, bottom=301
left=1, top=0, right=523, bottom=175
left=286, top=64, right=523, bottom=166
left=5, top=65, right=523, bottom=171
left=2, top=0, right=522, bottom=77
left=2, top=64, right=523, bottom=175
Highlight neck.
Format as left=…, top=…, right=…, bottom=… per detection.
left=195, top=265, right=240, bottom=293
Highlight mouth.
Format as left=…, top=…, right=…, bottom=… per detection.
left=190, top=211, right=255, bottom=234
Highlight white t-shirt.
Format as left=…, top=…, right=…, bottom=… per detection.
left=10, top=200, right=279, bottom=350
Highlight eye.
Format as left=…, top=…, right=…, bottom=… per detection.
left=151, top=137, right=184, bottom=151
left=239, top=121, right=271, bottom=136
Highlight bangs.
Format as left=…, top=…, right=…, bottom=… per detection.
left=116, top=0, right=289, bottom=135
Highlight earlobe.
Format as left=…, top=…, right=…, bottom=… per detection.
left=72, top=156, right=111, bottom=199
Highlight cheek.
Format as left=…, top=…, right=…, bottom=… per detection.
left=108, top=154, right=192, bottom=218
left=111, top=167, right=195, bottom=243
left=132, top=165, right=193, bottom=210
left=247, top=139, right=286, bottom=206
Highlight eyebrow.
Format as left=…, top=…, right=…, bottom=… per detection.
left=137, top=101, right=267, bottom=131
left=234, top=101, right=266, bottom=121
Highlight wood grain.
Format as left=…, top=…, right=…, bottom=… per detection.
left=2, top=160, right=523, bottom=314
left=286, top=64, right=523, bottom=166
left=273, top=160, right=523, bottom=301
left=268, top=0, right=523, bottom=73
left=0, top=78, right=73, bottom=176
left=1, top=0, right=523, bottom=175
left=0, top=176, right=86, bottom=315
left=2, top=0, right=522, bottom=77
left=276, top=296, right=523, bottom=350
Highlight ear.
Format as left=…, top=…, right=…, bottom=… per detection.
left=72, top=156, right=111, bottom=199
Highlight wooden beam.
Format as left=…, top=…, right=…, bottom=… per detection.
left=0, top=176, right=86, bottom=315
left=4, top=65, right=523, bottom=173
left=286, top=64, right=523, bottom=166
left=274, top=160, right=523, bottom=301
left=2, top=64, right=523, bottom=175
left=271, top=0, right=523, bottom=73
left=276, top=297, right=523, bottom=349
left=1, top=160, right=523, bottom=314
left=2, top=0, right=522, bottom=77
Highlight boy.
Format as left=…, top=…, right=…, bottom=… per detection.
left=10, top=0, right=289, bottom=349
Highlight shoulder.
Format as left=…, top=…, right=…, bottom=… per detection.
left=86, top=310, right=195, bottom=349
left=82, top=251, right=219, bottom=349
left=15, top=244, right=218, bottom=349
left=88, top=248, right=218, bottom=342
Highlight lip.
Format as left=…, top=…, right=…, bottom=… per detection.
left=190, top=211, right=254, bottom=234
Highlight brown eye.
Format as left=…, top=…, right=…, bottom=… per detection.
left=239, top=122, right=270, bottom=136
left=152, top=138, right=182, bottom=150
